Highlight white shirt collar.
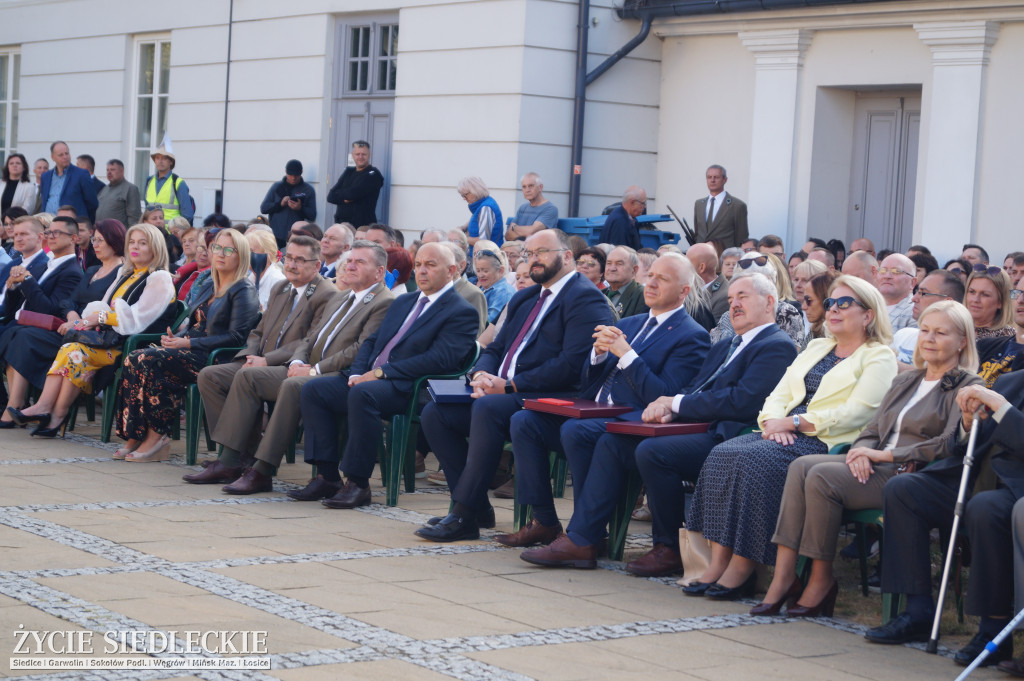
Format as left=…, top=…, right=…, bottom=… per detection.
left=44, top=252, right=76, bottom=273
left=647, top=301, right=687, bottom=327
left=419, top=280, right=454, bottom=304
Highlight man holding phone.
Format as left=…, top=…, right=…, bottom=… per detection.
left=260, top=159, right=318, bottom=249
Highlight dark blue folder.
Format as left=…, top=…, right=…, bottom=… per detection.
left=427, top=379, right=474, bottom=404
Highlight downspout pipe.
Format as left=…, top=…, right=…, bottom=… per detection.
left=218, top=0, right=234, bottom=214
left=567, top=7, right=652, bottom=217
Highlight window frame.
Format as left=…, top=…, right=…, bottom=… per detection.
left=343, top=22, right=398, bottom=96
left=0, top=48, right=21, bottom=165
left=129, top=34, right=172, bottom=192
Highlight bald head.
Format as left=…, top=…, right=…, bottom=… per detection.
left=644, top=253, right=695, bottom=316
left=686, top=242, right=719, bottom=284
left=415, top=242, right=458, bottom=295
left=850, top=237, right=875, bottom=258
left=878, top=253, right=916, bottom=304
left=841, top=250, right=878, bottom=286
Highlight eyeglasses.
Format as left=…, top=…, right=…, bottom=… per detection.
left=878, top=267, right=911, bottom=277
left=914, top=288, right=951, bottom=300
left=42, top=230, right=76, bottom=238
left=283, top=255, right=317, bottom=266
left=210, top=244, right=238, bottom=256
left=823, top=296, right=867, bottom=311
left=576, top=260, right=600, bottom=269
left=90, top=237, right=105, bottom=245
left=523, top=248, right=566, bottom=260
left=947, top=267, right=964, bottom=275
left=738, top=255, right=769, bottom=269
left=1011, top=289, right=1023, bottom=300
left=972, top=264, right=1003, bottom=276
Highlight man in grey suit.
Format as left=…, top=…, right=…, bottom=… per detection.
left=693, top=164, right=748, bottom=249
left=187, top=236, right=337, bottom=483
left=187, top=241, right=395, bottom=495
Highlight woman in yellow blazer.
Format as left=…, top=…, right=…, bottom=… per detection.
left=684, top=275, right=898, bottom=601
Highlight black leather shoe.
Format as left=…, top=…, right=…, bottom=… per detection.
left=9, top=407, right=48, bottom=427
left=427, top=505, right=495, bottom=529
left=287, top=475, right=342, bottom=501
left=321, top=481, right=372, bottom=509
left=415, top=513, right=480, bottom=542
left=864, top=613, right=931, bottom=644
left=705, top=572, right=757, bottom=601
left=30, top=415, right=68, bottom=438
left=0, top=419, right=18, bottom=429
left=682, top=581, right=715, bottom=597
left=954, top=632, right=1013, bottom=667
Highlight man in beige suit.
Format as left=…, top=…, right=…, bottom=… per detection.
left=185, top=236, right=337, bottom=481
left=189, top=242, right=395, bottom=495
left=444, top=241, right=487, bottom=334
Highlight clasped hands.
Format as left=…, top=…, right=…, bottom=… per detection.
left=469, top=371, right=507, bottom=398
left=160, top=326, right=191, bottom=349
left=593, top=325, right=631, bottom=358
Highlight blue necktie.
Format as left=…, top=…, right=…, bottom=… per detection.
left=597, top=317, right=658, bottom=404
left=693, top=334, right=743, bottom=393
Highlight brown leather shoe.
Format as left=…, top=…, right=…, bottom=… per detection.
left=626, top=543, right=683, bottom=577
left=222, top=467, right=272, bottom=495
left=520, top=533, right=597, bottom=569
left=494, top=519, right=563, bottom=547
left=183, top=461, right=242, bottom=484
left=321, top=480, right=371, bottom=509
left=287, top=475, right=342, bottom=501
left=492, top=477, right=515, bottom=499
left=997, top=658, right=1024, bottom=677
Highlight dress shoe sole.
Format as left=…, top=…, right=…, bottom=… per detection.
left=863, top=630, right=929, bottom=645
left=414, top=528, right=480, bottom=543
left=520, top=554, right=596, bottom=569
left=183, top=474, right=239, bottom=484
left=321, top=497, right=371, bottom=509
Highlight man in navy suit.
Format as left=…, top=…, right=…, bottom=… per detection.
left=297, top=242, right=478, bottom=510
left=0, top=216, right=84, bottom=329
left=599, top=186, right=647, bottom=251
left=0, top=216, right=55, bottom=330
left=416, top=229, right=614, bottom=542
left=521, top=272, right=798, bottom=572
left=495, top=254, right=711, bottom=547
left=39, top=142, right=98, bottom=222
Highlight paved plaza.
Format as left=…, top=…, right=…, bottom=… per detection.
left=0, top=416, right=1002, bottom=681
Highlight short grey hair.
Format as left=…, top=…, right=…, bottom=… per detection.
left=421, top=228, right=447, bottom=242
left=442, top=240, right=467, bottom=265
left=707, top=164, right=727, bottom=178
left=622, top=186, right=646, bottom=203
left=738, top=251, right=778, bottom=285
left=721, top=247, right=744, bottom=261
left=457, top=176, right=490, bottom=199
left=520, top=172, right=543, bottom=186
left=350, top=239, right=388, bottom=268
left=731, top=270, right=777, bottom=300
left=609, top=245, right=639, bottom=268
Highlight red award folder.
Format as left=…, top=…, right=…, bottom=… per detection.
left=17, top=311, right=64, bottom=332
left=523, top=398, right=634, bottom=419
left=605, top=421, right=711, bottom=436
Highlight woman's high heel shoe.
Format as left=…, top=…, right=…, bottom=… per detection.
left=749, top=577, right=803, bottom=616
left=8, top=407, right=49, bottom=427
left=125, top=437, right=171, bottom=463
left=30, top=415, right=68, bottom=439
left=786, top=580, right=839, bottom=618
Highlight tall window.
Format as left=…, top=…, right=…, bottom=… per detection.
left=132, top=37, right=171, bottom=190
left=345, top=24, right=397, bottom=94
left=0, top=50, right=20, bottom=165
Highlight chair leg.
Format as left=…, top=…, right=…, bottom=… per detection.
left=607, top=472, right=644, bottom=561
left=184, top=386, right=199, bottom=466
left=550, top=451, right=567, bottom=499
left=402, top=423, right=418, bottom=493
left=100, top=382, right=117, bottom=443
left=85, top=394, right=95, bottom=422
left=66, top=395, right=80, bottom=432
left=856, top=522, right=870, bottom=597
left=384, top=417, right=408, bottom=507
left=513, top=475, right=531, bottom=532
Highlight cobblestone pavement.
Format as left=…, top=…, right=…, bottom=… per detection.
left=0, top=417, right=1000, bottom=680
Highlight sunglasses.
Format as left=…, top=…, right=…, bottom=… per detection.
left=823, top=296, right=867, bottom=311
left=972, top=264, right=1003, bottom=276
left=738, top=255, right=769, bottom=269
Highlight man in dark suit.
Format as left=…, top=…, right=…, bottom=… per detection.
left=416, top=229, right=614, bottom=542
left=521, top=272, right=796, bottom=572
left=495, top=253, right=711, bottom=547
left=599, top=186, right=647, bottom=251
left=75, top=154, right=105, bottom=197
left=693, top=165, right=747, bottom=249
left=39, top=142, right=98, bottom=222
left=188, top=236, right=337, bottom=484
left=190, top=242, right=395, bottom=495
left=687, top=243, right=729, bottom=320
left=604, top=246, right=649, bottom=319
left=866, top=373, right=1024, bottom=667
left=0, top=216, right=53, bottom=329
left=296, top=242, right=478, bottom=509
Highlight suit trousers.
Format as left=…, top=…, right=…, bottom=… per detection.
left=200, top=361, right=258, bottom=452
left=1014, top=497, right=1024, bottom=614
left=508, top=411, right=566, bottom=509
left=964, top=486, right=1015, bottom=618
left=567, top=432, right=642, bottom=546
left=634, top=431, right=719, bottom=548
left=420, top=394, right=524, bottom=512
left=772, top=455, right=895, bottom=561
left=208, top=364, right=285, bottom=456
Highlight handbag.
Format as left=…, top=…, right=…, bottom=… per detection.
left=675, top=528, right=712, bottom=587
left=17, top=311, right=64, bottom=332
left=62, top=326, right=123, bottom=350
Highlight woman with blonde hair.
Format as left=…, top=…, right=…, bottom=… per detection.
left=8, top=223, right=177, bottom=437
left=753, top=300, right=980, bottom=616
left=964, top=266, right=1014, bottom=339
left=685, top=275, right=897, bottom=601
left=457, top=176, right=503, bottom=248
left=113, top=229, right=259, bottom=462
left=246, top=228, right=286, bottom=309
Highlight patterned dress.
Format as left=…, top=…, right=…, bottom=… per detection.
left=688, top=349, right=843, bottom=566
left=115, top=298, right=213, bottom=441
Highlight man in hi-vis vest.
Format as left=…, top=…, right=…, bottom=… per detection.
left=144, top=143, right=194, bottom=223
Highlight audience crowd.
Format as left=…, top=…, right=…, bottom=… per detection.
left=5, top=142, right=1024, bottom=673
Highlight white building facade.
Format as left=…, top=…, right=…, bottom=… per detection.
left=0, top=0, right=1021, bottom=262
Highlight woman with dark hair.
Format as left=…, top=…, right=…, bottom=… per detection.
left=576, top=246, right=607, bottom=289
left=909, top=252, right=939, bottom=288
left=0, top=153, right=37, bottom=215
left=945, top=258, right=972, bottom=284
left=801, top=270, right=841, bottom=343
left=0, top=219, right=127, bottom=427
left=826, top=239, right=847, bottom=269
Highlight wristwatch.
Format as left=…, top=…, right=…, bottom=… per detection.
left=793, top=415, right=801, bottom=430
left=374, top=367, right=386, bottom=379
left=504, top=381, right=515, bottom=394
left=308, top=367, right=317, bottom=376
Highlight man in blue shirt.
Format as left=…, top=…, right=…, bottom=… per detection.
left=39, top=141, right=98, bottom=222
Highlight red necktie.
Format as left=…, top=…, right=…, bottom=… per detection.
left=499, top=289, right=552, bottom=379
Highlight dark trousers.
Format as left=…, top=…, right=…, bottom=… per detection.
left=300, top=376, right=409, bottom=478
left=635, top=431, right=718, bottom=548
left=420, top=394, right=525, bottom=512
left=567, top=432, right=639, bottom=546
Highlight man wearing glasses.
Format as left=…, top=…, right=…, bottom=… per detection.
left=891, top=270, right=965, bottom=367
left=877, top=252, right=919, bottom=332
left=600, top=186, right=647, bottom=251
left=188, top=235, right=338, bottom=485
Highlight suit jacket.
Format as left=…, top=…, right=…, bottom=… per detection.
left=188, top=279, right=260, bottom=354
left=668, top=323, right=798, bottom=442
left=694, top=192, right=748, bottom=249
left=852, top=368, right=981, bottom=464
left=924, top=369, right=1024, bottom=499
left=705, top=274, right=730, bottom=319
left=236, top=274, right=337, bottom=365
left=39, top=165, right=99, bottom=222
left=599, top=205, right=640, bottom=250
left=0, top=253, right=55, bottom=323
left=474, top=271, right=614, bottom=394
left=289, top=282, right=395, bottom=374
left=454, top=276, right=487, bottom=334
left=350, top=285, right=478, bottom=392
left=578, top=309, right=709, bottom=408
left=606, top=279, right=648, bottom=319
left=758, top=337, right=898, bottom=449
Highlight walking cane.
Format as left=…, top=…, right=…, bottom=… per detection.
left=927, top=407, right=985, bottom=654
left=955, top=605, right=1024, bottom=680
